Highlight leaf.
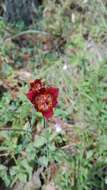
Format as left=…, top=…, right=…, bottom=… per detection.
left=18, top=173, right=27, bottom=183
left=20, top=159, right=32, bottom=179
left=34, top=135, right=47, bottom=148
left=10, top=166, right=17, bottom=176
left=86, top=150, right=93, bottom=159
left=0, top=164, right=7, bottom=171
left=0, top=164, right=10, bottom=186
left=38, top=156, right=49, bottom=167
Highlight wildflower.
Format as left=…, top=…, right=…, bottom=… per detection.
left=26, top=79, right=44, bottom=103
left=63, top=64, right=67, bottom=70
left=54, top=118, right=62, bottom=133
left=26, top=79, right=59, bottom=119
left=29, top=79, right=45, bottom=93
left=54, top=123, right=62, bottom=133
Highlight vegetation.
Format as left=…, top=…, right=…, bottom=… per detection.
left=0, top=0, right=107, bottom=189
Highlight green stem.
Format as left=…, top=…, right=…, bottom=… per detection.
left=44, top=118, right=46, bottom=129
left=43, top=118, right=49, bottom=159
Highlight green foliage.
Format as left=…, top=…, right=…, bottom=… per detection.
left=0, top=0, right=107, bottom=189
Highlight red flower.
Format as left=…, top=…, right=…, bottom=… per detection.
left=26, top=79, right=44, bottom=103
left=26, top=79, right=59, bottom=119
left=29, top=79, right=45, bottom=93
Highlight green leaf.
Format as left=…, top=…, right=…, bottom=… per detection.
left=38, top=156, right=49, bottom=167
left=18, top=173, right=27, bottom=183
left=34, top=136, right=47, bottom=148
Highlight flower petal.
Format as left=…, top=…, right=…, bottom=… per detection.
left=29, top=79, right=45, bottom=94
left=46, top=87, right=59, bottom=107
left=42, top=108, right=53, bottom=120
left=47, top=87, right=59, bottom=98
left=30, top=79, right=41, bottom=88
left=52, top=99, right=58, bottom=107
left=26, top=90, right=35, bottom=103
left=26, top=79, right=59, bottom=119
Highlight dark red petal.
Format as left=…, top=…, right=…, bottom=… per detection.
left=52, top=99, right=58, bottom=107
left=38, top=87, right=47, bottom=94
left=47, top=87, right=59, bottom=98
left=46, top=87, right=59, bottom=107
left=30, top=79, right=42, bottom=88
left=26, top=90, right=35, bottom=103
left=42, top=108, right=53, bottom=120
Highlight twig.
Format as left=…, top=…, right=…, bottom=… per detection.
left=0, top=153, right=9, bottom=157
left=5, top=30, right=49, bottom=40
left=0, top=128, right=31, bottom=133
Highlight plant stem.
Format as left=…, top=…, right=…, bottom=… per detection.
left=44, top=118, right=46, bottom=128
left=43, top=118, right=49, bottom=159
